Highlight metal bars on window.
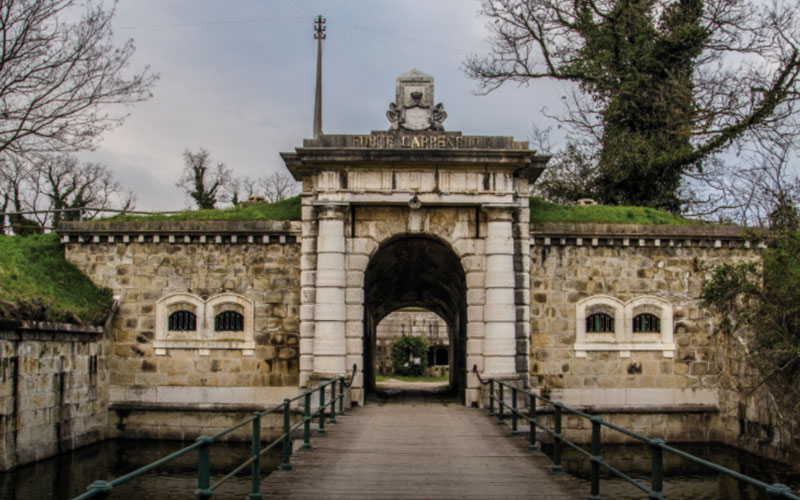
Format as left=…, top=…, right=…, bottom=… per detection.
left=586, top=313, right=614, bottom=333
left=633, top=313, right=660, bottom=333
left=215, top=310, right=244, bottom=331
left=168, top=310, right=196, bottom=331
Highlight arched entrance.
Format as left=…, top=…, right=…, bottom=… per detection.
left=363, top=235, right=467, bottom=402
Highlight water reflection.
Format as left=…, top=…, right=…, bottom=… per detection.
left=0, top=439, right=283, bottom=500
left=541, top=442, right=800, bottom=500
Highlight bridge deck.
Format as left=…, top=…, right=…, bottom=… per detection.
left=262, top=383, right=585, bottom=499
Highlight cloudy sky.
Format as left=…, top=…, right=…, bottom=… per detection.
left=85, top=0, right=569, bottom=211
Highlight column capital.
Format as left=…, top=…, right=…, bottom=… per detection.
left=311, top=201, right=349, bottom=219
left=481, top=204, right=515, bottom=221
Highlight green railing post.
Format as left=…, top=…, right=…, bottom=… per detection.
left=280, top=399, right=293, bottom=471
left=488, top=379, right=495, bottom=416
left=338, top=376, right=345, bottom=415
left=249, top=413, right=263, bottom=500
left=649, top=438, right=665, bottom=500
left=551, top=403, right=564, bottom=474
left=318, top=383, right=326, bottom=435
left=528, top=393, right=538, bottom=451
left=767, top=484, right=793, bottom=498
left=329, top=379, right=337, bottom=424
left=195, top=435, right=213, bottom=500
left=303, top=391, right=312, bottom=450
left=497, top=383, right=505, bottom=425
left=511, top=387, right=519, bottom=436
left=85, top=480, right=112, bottom=499
left=589, top=416, right=602, bottom=500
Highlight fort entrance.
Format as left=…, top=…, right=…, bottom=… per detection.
left=364, top=235, right=466, bottom=399
left=282, top=70, right=549, bottom=405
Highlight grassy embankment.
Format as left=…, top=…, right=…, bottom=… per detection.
left=0, top=233, right=113, bottom=325
left=108, top=195, right=301, bottom=222
left=528, top=197, right=704, bottom=225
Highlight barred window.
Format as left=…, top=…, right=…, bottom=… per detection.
left=586, top=313, right=614, bottom=333
left=168, top=310, right=196, bottom=331
left=215, top=310, right=244, bottom=331
left=633, top=313, right=660, bottom=333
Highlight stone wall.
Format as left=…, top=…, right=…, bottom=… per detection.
left=526, top=223, right=767, bottom=447
left=0, top=322, right=109, bottom=471
left=60, top=220, right=302, bottom=439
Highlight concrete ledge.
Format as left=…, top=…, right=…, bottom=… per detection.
left=109, top=402, right=271, bottom=413
left=522, top=404, right=718, bottom=415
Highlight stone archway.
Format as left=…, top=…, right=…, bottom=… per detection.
left=363, top=235, right=467, bottom=401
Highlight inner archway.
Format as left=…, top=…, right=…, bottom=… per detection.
left=363, top=235, right=467, bottom=402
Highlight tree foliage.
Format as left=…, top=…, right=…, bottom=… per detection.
left=700, top=200, right=800, bottom=427
left=391, top=336, right=429, bottom=377
left=0, top=0, right=157, bottom=160
left=465, top=0, right=800, bottom=212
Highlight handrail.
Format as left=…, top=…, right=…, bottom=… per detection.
left=472, top=365, right=799, bottom=500
left=72, top=365, right=357, bottom=500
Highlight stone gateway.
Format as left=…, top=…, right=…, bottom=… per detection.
left=51, top=70, right=793, bottom=467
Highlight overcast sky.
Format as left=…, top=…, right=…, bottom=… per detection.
left=84, top=0, right=569, bottom=211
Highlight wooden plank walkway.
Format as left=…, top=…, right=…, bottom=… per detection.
left=262, top=384, right=585, bottom=499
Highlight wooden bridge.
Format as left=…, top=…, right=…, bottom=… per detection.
left=262, top=382, right=584, bottom=499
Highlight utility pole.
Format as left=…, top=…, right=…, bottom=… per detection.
left=313, top=15, right=326, bottom=139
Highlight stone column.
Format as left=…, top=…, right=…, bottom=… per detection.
left=312, top=203, right=348, bottom=377
left=483, top=206, right=517, bottom=375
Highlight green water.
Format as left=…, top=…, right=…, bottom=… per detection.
left=0, top=439, right=282, bottom=500
left=541, top=442, right=800, bottom=499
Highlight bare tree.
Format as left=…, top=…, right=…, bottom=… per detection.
left=0, top=0, right=157, bottom=160
left=1, top=154, right=134, bottom=233
left=259, top=171, right=299, bottom=203
left=177, top=149, right=232, bottom=209
left=225, top=175, right=257, bottom=205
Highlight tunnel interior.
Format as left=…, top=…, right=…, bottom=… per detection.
left=363, top=235, right=467, bottom=401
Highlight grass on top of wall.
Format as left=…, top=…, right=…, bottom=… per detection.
left=100, top=195, right=699, bottom=225
left=529, top=197, right=704, bottom=225
left=109, top=195, right=302, bottom=222
left=0, top=233, right=113, bottom=325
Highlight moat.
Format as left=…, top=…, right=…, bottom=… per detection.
left=1, top=439, right=797, bottom=499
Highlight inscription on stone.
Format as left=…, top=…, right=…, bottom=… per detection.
left=351, top=134, right=486, bottom=149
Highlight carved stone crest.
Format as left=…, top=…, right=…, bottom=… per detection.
left=386, top=69, right=447, bottom=132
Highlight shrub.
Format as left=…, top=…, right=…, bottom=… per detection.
left=391, top=336, right=428, bottom=377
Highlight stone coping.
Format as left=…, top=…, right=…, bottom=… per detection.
left=109, top=402, right=273, bottom=413
left=530, top=222, right=763, bottom=249
left=58, top=219, right=301, bottom=244
left=522, top=404, right=719, bottom=415
left=0, top=320, right=104, bottom=334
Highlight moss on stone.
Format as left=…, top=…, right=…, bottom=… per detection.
left=0, top=233, right=113, bottom=325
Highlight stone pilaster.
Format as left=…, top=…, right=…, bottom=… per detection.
left=312, top=203, right=348, bottom=377
left=482, top=206, right=517, bottom=376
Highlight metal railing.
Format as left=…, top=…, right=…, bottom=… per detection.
left=472, top=366, right=799, bottom=500
left=73, top=365, right=357, bottom=500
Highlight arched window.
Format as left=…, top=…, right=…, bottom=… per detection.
left=215, top=310, right=244, bottom=331
left=633, top=313, right=660, bottom=333
left=168, top=310, right=196, bottom=331
left=586, top=313, right=614, bottom=333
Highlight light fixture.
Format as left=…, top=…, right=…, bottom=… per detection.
left=408, top=194, right=422, bottom=210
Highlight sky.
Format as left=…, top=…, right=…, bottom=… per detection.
left=85, top=0, right=568, bottom=211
